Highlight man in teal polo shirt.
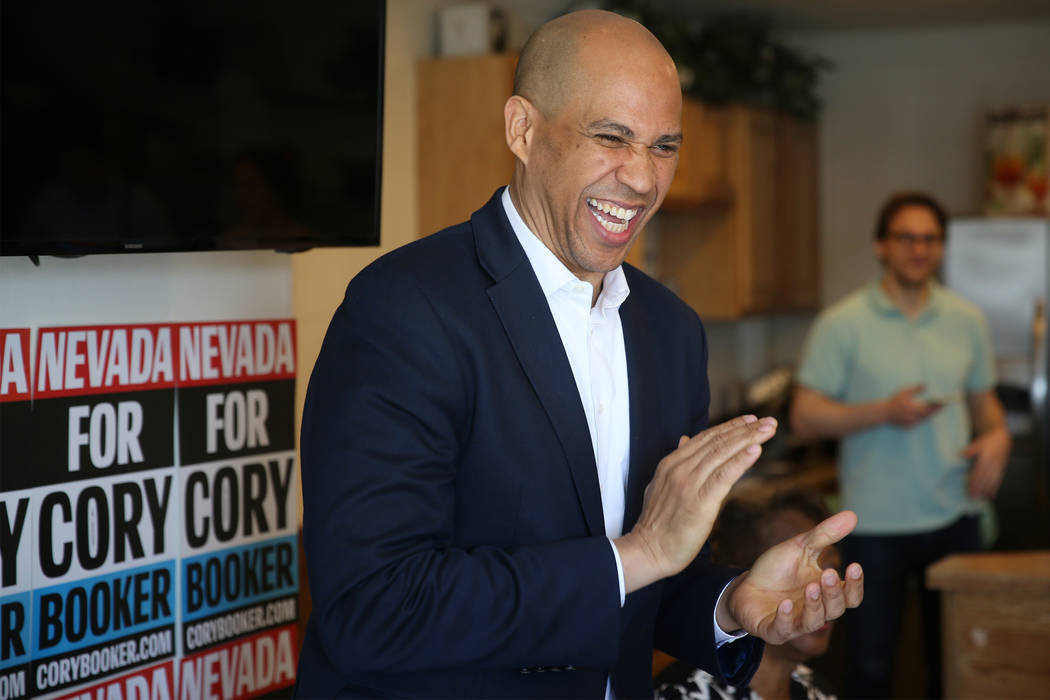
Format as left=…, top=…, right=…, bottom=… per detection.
left=790, top=191, right=1011, bottom=699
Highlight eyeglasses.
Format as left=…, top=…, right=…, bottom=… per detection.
left=888, top=231, right=943, bottom=247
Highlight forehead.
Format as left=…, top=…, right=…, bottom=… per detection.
left=888, top=205, right=942, bottom=234
left=560, top=41, right=682, bottom=136
left=563, top=82, right=682, bottom=143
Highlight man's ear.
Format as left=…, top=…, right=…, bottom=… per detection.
left=505, top=95, right=535, bottom=165
left=873, top=239, right=886, bottom=265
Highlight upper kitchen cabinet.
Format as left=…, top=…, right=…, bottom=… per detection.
left=662, top=100, right=733, bottom=210
left=417, top=53, right=517, bottom=238
left=774, top=114, right=820, bottom=311
left=660, top=105, right=820, bottom=319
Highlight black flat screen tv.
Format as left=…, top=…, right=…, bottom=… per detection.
left=1, top=0, right=384, bottom=257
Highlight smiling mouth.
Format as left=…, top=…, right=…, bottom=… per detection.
left=586, top=197, right=639, bottom=234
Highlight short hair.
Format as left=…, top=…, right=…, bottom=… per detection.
left=873, top=191, right=948, bottom=240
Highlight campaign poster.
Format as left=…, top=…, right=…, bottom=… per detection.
left=0, top=320, right=298, bottom=700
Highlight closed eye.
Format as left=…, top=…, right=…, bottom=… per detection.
left=596, top=133, right=627, bottom=147
left=651, top=142, right=679, bottom=157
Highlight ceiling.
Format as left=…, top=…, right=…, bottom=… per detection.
left=677, top=0, right=1050, bottom=32
left=537, top=0, right=1050, bottom=32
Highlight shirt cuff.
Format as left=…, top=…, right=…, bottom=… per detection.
left=713, top=576, right=748, bottom=647
left=607, top=538, right=625, bottom=607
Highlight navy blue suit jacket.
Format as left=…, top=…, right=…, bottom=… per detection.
left=296, top=191, right=762, bottom=698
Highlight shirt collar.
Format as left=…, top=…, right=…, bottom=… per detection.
left=867, top=279, right=943, bottom=320
left=501, top=187, right=630, bottom=310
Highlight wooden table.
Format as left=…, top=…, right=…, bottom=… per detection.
left=926, top=551, right=1050, bottom=698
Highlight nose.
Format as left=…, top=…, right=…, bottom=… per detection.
left=615, top=143, right=657, bottom=196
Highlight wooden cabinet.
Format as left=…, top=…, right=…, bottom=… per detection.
left=417, top=53, right=517, bottom=238
left=662, top=100, right=733, bottom=210
left=660, top=106, right=820, bottom=319
left=927, top=551, right=1050, bottom=698
left=775, top=115, right=821, bottom=311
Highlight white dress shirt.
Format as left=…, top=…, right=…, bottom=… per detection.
left=500, top=189, right=741, bottom=697
left=501, top=189, right=632, bottom=542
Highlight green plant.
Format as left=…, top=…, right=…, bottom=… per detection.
left=605, top=3, right=832, bottom=120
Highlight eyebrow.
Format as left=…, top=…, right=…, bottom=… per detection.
left=888, top=230, right=943, bottom=237
left=586, top=119, right=683, bottom=146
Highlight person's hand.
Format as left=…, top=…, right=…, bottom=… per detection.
left=721, top=511, right=863, bottom=645
left=963, top=426, right=1011, bottom=499
left=885, top=384, right=941, bottom=427
left=615, top=415, right=777, bottom=593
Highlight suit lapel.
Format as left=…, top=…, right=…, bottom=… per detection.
left=474, top=192, right=606, bottom=537
left=620, top=287, right=659, bottom=531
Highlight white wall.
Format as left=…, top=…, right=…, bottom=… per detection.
left=795, top=21, right=1050, bottom=304
left=0, top=252, right=292, bottom=330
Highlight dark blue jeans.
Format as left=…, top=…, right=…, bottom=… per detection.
left=841, top=515, right=981, bottom=699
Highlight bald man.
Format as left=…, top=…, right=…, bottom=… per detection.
left=296, top=10, right=863, bottom=699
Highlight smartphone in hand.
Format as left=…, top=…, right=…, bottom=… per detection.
left=918, top=391, right=962, bottom=409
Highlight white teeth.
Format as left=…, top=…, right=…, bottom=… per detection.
left=586, top=198, right=638, bottom=222
left=588, top=208, right=628, bottom=234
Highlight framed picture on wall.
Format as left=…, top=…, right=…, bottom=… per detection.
left=983, top=104, right=1049, bottom=217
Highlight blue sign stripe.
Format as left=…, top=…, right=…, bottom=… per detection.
left=181, top=535, right=298, bottom=621
left=0, top=591, right=31, bottom=668
left=31, top=561, right=175, bottom=657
